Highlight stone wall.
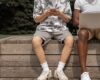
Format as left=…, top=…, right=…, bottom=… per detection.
left=0, top=36, right=100, bottom=80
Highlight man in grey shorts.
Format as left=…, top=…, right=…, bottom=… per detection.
left=32, top=0, right=74, bottom=80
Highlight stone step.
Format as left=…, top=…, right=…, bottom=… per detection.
left=0, top=36, right=100, bottom=55
left=0, top=36, right=100, bottom=79
left=0, top=78, right=99, bottom=80
left=0, top=55, right=100, bottom=67
left=0, top=67, right=100, bottom=78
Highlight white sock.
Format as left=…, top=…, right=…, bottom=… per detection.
left=57, top=61, right=65, bottom=71
left=41, top=61, right=49, bottom=71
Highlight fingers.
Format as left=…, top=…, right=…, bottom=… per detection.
left=50, top=9, right=57, bottom=12
left=46, top=9, right=61, bottom=16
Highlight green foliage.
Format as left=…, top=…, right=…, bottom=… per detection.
left=0, top=0, right=36, bottom=34
left=0, top=0, right=77, bottom=35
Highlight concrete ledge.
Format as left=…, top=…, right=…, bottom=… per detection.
left=0, top=36, right=32, bottom=44
left=0, top=55, right=100, bottom=67
left=0, top=36, right=100, bottom=55
left=0, top=78, right=99, bottom=80
left=0, top=67, right=100, bottom=78
left=0, top=36, right=100, bottom=79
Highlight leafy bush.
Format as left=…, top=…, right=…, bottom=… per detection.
left=0, top=0, right=77, bottom=35
left=0, top=0, right=37, bottom=34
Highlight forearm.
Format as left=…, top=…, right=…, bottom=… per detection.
left=74, top=18, right=79, bottom=26
left=59, top=12, right=71, bottom=23
left=73, top=9, right=80, bottom=26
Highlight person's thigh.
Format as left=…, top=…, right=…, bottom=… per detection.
left=33, top=30, right=52, bottom=46
left=54, top=30, right=73, bottom=43
left=88, top=29, right=95, bottom=40
left=95, top=29, right=100, bottom=40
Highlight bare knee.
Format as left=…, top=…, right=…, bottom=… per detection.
left=78, top=29, right=89, bottom=41
left=64, top=36, right=74, bottom=47
left=32, top=36, right=43, bottom=48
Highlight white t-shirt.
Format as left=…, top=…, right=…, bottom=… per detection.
left=74, top=0, right=100, bottom=13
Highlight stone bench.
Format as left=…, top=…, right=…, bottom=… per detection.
left=0, top=36, right=100, bottom=80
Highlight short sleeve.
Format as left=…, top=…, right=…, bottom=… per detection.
left=74, top=0, right=81, bottom=10
left=33, top=0, right=43, bottom=20
left=64, top=1, right=72, bottom=21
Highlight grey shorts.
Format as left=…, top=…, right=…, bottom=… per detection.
left=33, top=30, right=73, bottom=45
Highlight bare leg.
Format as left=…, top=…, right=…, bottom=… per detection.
left=32, top=36, right=52, bottom=80
left=54, top=36, right=73, bottom=80
left=32, top=36, right=46, bottom=64
left=60, top=36, right=74, bottom=63
left=77, top=29, right=89, bottom=73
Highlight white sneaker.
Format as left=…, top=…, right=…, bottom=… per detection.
left=81, top=72, right=91, bottom=80
left=37, top=70, right=52, bottom=80
left=54, top=70, right=68, bottom=80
